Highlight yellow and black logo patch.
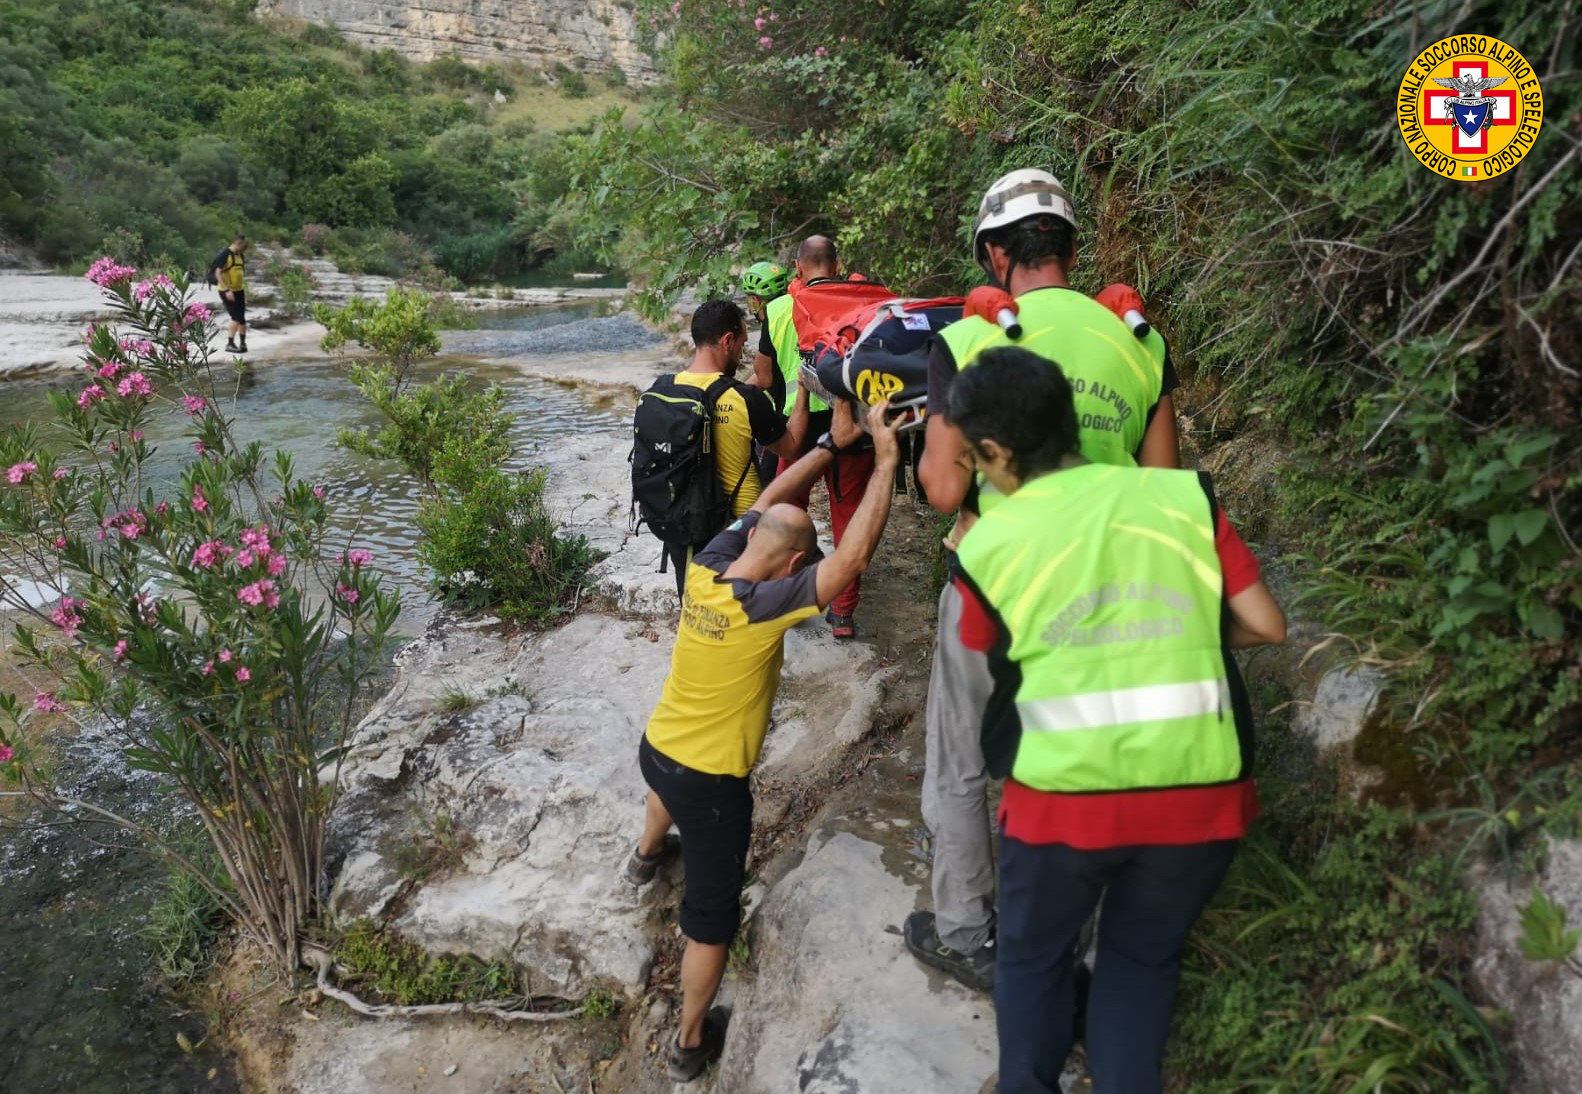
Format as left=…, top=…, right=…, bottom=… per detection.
left=1396, top=35, right=1543, bottom=181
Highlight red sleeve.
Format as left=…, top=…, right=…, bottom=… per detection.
left=1215, top=511, right=1261, bottom=597
left=953, top=577, right=998, bottom=652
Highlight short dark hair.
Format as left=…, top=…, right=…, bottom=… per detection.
left=946, top=347, right=1079, bottom=480
left=691, top=299, right=746, bottom=347
left=232, top=234, right=247, bottom=244
left=977, top=214, right=1075, bottom=272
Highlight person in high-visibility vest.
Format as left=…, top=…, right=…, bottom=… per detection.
left=908, top=168, right=1185, bottom=992
left=946, top=347, right=1285, bottom=1094
left=753, top=235, right=878, bottom=640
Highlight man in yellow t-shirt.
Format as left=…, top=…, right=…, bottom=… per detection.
left=659, top=301, right=810, bottom=593
left=208, top=235, right=248, bottom=354
left=627, top=400, right=905, bottom=1083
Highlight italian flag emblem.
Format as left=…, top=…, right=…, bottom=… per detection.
left=1463, top=164, right=1479, bottom=176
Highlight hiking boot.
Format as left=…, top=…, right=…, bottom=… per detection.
left=237, top=339, right=249, bottom=353
left=624, top=832, right=679, bottom=885
left=225, top=340, right=239, bottom=354
left=667, top=1005, right=728, bottom=1082
left=827, top=612, right=856, bottom=639
left=903, top=910, right=995, bottom=992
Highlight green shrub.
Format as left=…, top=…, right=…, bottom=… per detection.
left=419, top=445, right=601, bottom=626
left=316, top=286, right=444, bottom=386
left=337, top=368, right=511, bottom=486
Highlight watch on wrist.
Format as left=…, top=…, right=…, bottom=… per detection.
left=815, top=432, right=838, bottom=455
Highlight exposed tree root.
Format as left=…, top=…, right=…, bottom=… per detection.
left=301, top=946, right=585, bottom=1022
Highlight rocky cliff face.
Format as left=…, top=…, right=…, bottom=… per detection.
left=257, top=0, right=656, bottom=85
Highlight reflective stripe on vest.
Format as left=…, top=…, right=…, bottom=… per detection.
left=938, top=287, right=1164, bottom=514
left=1018, top=679, right=1230, bottom=734
left=765, top=293, right=829, bottom=414
left=955, top=464, right=1242, bottom=793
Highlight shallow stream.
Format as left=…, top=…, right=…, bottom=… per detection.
left=0, top=304, right=651, bottom=1092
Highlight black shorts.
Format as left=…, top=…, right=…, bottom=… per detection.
left=220, top=290, right=246, bottom=323
left=638, top=734, right=752, bottom=945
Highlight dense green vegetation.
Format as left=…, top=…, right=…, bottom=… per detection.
left=319, top=289, right=602, bottom=625
left=0, top=0, right=629, bottom=279
left=562, top=0, right=1580, bottom=1084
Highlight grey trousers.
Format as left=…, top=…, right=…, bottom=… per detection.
left=922, top=580, right=997, bottom=953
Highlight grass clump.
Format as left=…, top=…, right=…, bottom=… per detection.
left=145, top=864, right=228, bottom=984
left=333, top=921, right=519, bottom=1005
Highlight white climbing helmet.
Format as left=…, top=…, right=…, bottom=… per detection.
left=971, top=168, right=1078, bottom=265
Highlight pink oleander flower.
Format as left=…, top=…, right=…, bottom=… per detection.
left=814, top=45, right=829, bottom=57
left=116, top=372, right=153, bottom=398
left=184, top=302, right=212, bottom=325
left=235, top=666, right=251, bottom=683
left=769, top=10, right=777, bottom=19
left=202, top=661, right=214, bottom=676
left=133, top=280, right=154, bottom=302
left=154, top=501, right=168, bottom=515
left=183, top=395, right=207, bottom=415
left=312, top=485, right=326, bottom=499
left=237, top=579, right=275, bottom=607
left=191, top=485, right=208, bottom=513
left=758, top=35, right=773, bottom=48
left=85, top=257, right=138, bottom=287
left=53, top=468, right=68, bottom=480
left=51, top=596, right=81, bottom=639
left=240, top=527, right=272, bottom=553
left=95, top=358, right=124, bottom=380
left=7, top=461, right=37, bottom=484
left=192, top=540, right=226, bottom=568
left=336, top=582, right=360, bottom=605
left=130, top=430, right=143, bottom=443
left=113, top=639, right=128, bottom=660
left=218, top=648, right=232, bottom=663
left=234, top=549, right=255, bottom=568
left=0, top=744, right=13, bottom=764
left=344, top=548, right=373, bottom=567
left=193, top=441, right=206, bottom=455
left=154, top=274, right=173, bottom=289
left=266, top=553, right=287, bottom=577
left=78, top=384, right=105, bottom=409
left=52, top=536, right=67, bottom=550
left=754, top=15, right=765, bottom=28
left=120, top=522, right=140, bottom=540
left=33, top=691, right=66, bottom=713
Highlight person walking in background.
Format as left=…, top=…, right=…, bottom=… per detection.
left=907, top=168, right=1183, bottom=991
left=946, top=349, right=1286, bottom=1094
left=207, top=235, right=249, bottom=354
left=625, top=401, right=904, bottom=1082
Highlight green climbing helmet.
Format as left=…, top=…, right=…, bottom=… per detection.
left=741, top=260, right=792, bottom=300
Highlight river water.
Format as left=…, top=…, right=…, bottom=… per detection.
left=0, top=305, right=648, bottom=1092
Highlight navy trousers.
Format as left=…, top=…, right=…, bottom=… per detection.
left=994, top=837, right=1239, bottom=1094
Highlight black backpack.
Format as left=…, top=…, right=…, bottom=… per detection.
left=205, top=246, right=230, bottom=287
left=630, top=374, right=751, bottom=551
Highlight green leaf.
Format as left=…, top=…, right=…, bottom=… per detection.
left=1487, top=514, right=1514, bottom=553
left=1522, top=602, right=1563, bottom=642
left=1512, top=509, right=1547, bottom=547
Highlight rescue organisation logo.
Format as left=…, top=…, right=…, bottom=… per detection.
left=1396, top=35, right=1543, bottom=180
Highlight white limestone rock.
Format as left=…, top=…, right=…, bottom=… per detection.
left=1470, top=839, right=1582, bottom=1094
